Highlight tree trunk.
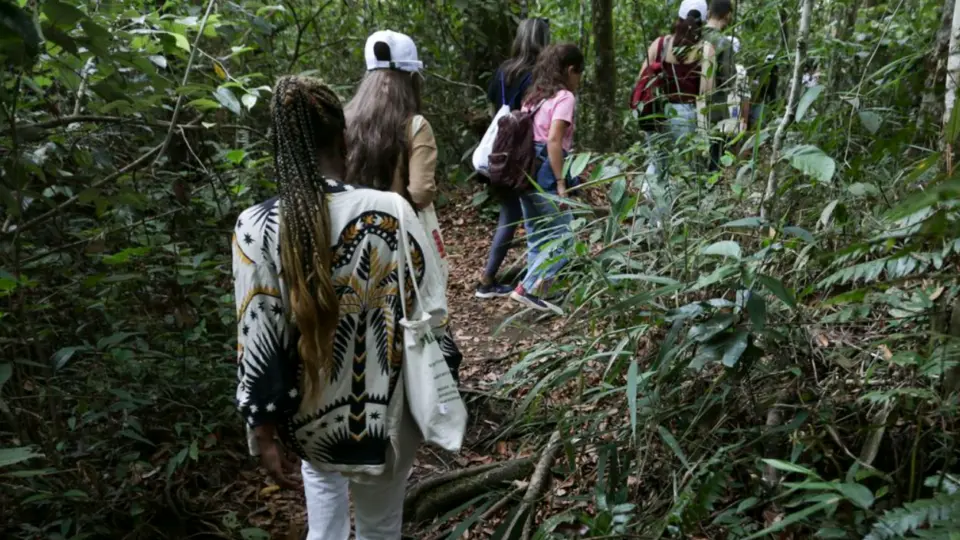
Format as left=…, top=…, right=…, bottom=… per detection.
left=591, top=0, right=616, bottom=151
left=943, top=0, right=960, bottom=173
left=578, top=0, right=589, bottom=56
left=760, top=0, right=814, bottom=220
left=827, top=0, right=861, bottom=88
left=917, top=0, right=955, bottom=132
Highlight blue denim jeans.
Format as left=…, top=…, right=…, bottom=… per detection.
left=482, top=190, right=523, bottom=280
left=519, top=144, right=574, bottom=295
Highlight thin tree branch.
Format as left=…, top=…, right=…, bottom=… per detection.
left=8, top=114, right=207, bottom=234
left=151, top=0, right=217, bottom=167
left=286, top=0, right=335, bottom=72
left=1, top=115, right=262, bottom=136
left=11, top=143, right=164, bottom=235
left=760, top=0, right=813, bottom=220
left=425, top=72, right=485, bottom=93
left=21, top=208, right=183, bottom=265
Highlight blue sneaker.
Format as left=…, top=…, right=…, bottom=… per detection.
left=475, top=283, right=514, bottom=299
left=510, top=287, right=563, bottom=315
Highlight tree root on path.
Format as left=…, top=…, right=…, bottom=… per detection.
left=405, top=457, right=534, bottom=523
left=501, top=430, right=564, bottom=540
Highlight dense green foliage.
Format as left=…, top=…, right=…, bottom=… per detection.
left=2, top=0, right=960, bottom=538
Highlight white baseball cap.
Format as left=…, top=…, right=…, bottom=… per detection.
left=678, top=0, right=708, bottom=19
left=364, top=30, right=423, bottom=73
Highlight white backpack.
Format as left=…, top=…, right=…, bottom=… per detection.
left=471, top=73, right=531, bottom=175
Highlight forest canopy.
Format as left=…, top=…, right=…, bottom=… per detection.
left=3, top=0, right=960, bottom=538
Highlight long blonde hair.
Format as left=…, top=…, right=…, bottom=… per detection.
left=271, top=76, right=343, bottom=403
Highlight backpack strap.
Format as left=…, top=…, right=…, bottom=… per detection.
left=410, top=114, right=424, bottom=135
left=499, top=72, right=507, bottom=107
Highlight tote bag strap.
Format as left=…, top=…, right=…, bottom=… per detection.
left=394, top=198, right=427, bottom=322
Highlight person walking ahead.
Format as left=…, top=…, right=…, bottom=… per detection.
left=345, top=30, right=463, bottom=382
left=640, top=0, right=706, bottom=181
left=700, top=0, right=737, bottom=170
left=233, top=75, right=446, bottom=540
left=510, top=43, right=585, bottom=316
left=477, top=18, right=551, bottom=299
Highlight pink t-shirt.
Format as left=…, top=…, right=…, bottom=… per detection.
left=528, top=89, right=576, bottom=152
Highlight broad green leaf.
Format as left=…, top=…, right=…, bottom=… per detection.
left=148, top=55, right=168, bottom=69
left=783, top=226, right=815, bottom=244
left=41, top=23, right=78, bottom=56
left=758, top=274, right=797, bottom=309
left=42, top=0, right=86, bottom=28
left=97, top=332, right=138, bottom=350
left=795, top=84, right=823, bottom=122
left=785, top=145, right=835, bottom=183
left=214, top=87, right=242, bottom=115
left=256, top=5, right=287, bottom=17
left=743, top=499, right=837, bottom=540
left=688, top=313, right=735, bottom=343
left=0, top=446, right=44, bottom=468
left=226, top=150, right=247, bottom=165
left=3, top=2, right=42, bottom=65
left=721, top=331, right=749, bottom=367
left=838, top=482, right=874, bottom=509
left=722, top=217, right=765, bottom=228
left=51, top=347, right=81, bottom=371
left=858, top=111, right=882, bottom=134
left=657, top=426, right=689, bottom=468
left=569, top=152, right=591, bottom=179
left=746, top=290, right=766, bottom=330
left=689, top=342, right=721, bottom=370
left=627, top=359, right=638, bottom=438
left=241, top=93, right=258, bottom=110
left=188, top=98, right=222, bottom=111
left=170, top=32, right=190, bottom=52
left=609, top=177, right=626, bottom=204
left=819, top=199, right=840, bottom=227
left=762, top=458, right=818, bottom=477
left=701, top=240, right=742, bottom=259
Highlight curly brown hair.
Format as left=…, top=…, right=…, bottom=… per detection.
left=523, top=43, right=584, bottom=106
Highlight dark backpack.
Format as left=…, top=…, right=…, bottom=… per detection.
left=487, top=100, right=545, bottom=192
left=630, top=36, right=667, bottom=131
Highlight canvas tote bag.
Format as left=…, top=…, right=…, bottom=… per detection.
left=395, top=199, right=466, bottom=451
left=410, top=115, right=449, bottom=288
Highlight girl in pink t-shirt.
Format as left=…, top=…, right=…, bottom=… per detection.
left=509, top=44, right=585, bottom=316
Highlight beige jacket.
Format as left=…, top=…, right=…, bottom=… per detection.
left=390, top=115, right=437, bottom=209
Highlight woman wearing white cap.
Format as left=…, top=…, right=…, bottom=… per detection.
left=345, top=30, right=434, bottom=210
left=345, top=31, right=464, bottom=387
left=640, top=0, right=707, bottom=182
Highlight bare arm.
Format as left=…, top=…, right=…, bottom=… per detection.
left=547, top=120, right=569, bottom=197
left=700, top=40, right=717, bottom=96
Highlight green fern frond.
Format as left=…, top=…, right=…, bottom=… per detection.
left=865, top=492, right=960, bottom=540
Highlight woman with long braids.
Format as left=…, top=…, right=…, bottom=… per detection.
left=233, top=75, right=446, bottom=539
left=345, top=30, right=463, bottom=381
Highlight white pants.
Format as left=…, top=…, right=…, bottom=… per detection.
left=302, top=461, right=409, bottom=540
